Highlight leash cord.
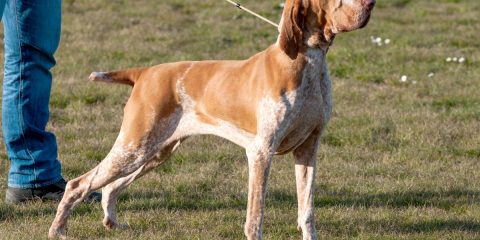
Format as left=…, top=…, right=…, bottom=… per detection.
left=224, top=0, right=279, bottom=28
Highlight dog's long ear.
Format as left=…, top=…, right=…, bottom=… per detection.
left=278, top=0, right=308, bottom=59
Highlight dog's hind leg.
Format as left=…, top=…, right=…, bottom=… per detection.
left=48, top=78, right=182, bottom=238
left=293, top=130, right=320, bottom=240
left=48, top=140, right=153, bottom=239
left=101, top=140, right=182, bottom=230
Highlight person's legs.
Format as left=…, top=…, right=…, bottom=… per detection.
left=2, top=0, right=62, bottom=189
left=0, top=1, right=5, bottom=17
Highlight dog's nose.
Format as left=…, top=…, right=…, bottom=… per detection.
left=362, top=0, right=376, bottom=10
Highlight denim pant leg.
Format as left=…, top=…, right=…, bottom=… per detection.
left=0, top=1, right=5, bottom=17
left=2, top=0, right=63, bottom=188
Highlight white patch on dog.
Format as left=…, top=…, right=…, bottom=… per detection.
left=89, top=72, right=111, bottom=82
left=175, top=63, right=196, bottom=110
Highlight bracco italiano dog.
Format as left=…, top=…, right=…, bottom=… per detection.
left=49, top=0, right=375, bottom=239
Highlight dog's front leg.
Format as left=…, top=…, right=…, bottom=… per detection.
left=244, top=147, right=274, bottom=240
left=293, top=131, right=320, bottom=240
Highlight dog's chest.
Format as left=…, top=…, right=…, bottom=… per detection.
left=276, top=49, right=332, bottom=152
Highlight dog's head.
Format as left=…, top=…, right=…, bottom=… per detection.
left=278, top=0, right=375, bottom=58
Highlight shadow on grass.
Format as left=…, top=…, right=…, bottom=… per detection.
left=0, top=201, right=97, bottom=222
left=117, top=188, right=480, bottom=212
left=268, top=188, right=480, bottom=210
left=0, top=204, right=57, bottom=221
left=320, top=218, right=480, bottom=235
left=2, top=188, right=480, bottom=234
left=119, top=190, right=247, bottom=212
left=401, top=219, right=480, bottom=233
left=114, top=188, right=480, bottom=234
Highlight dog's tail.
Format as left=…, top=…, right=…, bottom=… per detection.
left=89, top=67, right=146, bottom=86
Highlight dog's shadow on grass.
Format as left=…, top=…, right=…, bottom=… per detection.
left=116, top=188, right=480, bottom=234
left=118, top=188, right=480, bottom=211
left=1, top=188, right=480, bottom=234
left=275, top=188, right=480, bottom=209
left=0, top=200, right=97, bottom=222
left=279, top=188, right=480, bottom=233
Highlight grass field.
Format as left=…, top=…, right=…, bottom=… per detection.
left=1, top=0, right=479, bottom=239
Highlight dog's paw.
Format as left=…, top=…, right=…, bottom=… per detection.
left=298, top=226, right=318, bottom=240
left=48, top=225, right=67, bottom=239
left=103, top=218, right=129, bottom=230
left=297, top=222, right=318, bottom=240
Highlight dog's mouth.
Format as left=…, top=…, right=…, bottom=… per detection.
left=357, top=4, right=375, bottom=29
left=359, top=14, right=372, bottom=29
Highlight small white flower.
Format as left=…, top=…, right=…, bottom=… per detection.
left=446, top=57, right=452, bottom=62
left=375, top=37, right=382, bottom=43
left=384, top=39, right=391, bottom=44
left=452, top=57, right=458, bottom=62
left=428, top=73, right=434, bottom=78
left=377, top=42, right=383, bottom=46
left=459, top=57, right=465, bottom=63
left=412, top=81, right=417, bottom=85
left=279, top=3, right=285, bottom=8
left=400, top=75, right=408, bottom=82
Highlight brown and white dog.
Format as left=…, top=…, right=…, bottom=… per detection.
left=49, top=0, right=375, bottom=239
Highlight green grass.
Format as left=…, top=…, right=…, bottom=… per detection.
left=1, top=0, right=480, bottom=239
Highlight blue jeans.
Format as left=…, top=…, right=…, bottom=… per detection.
left=1, top=0, right=63, bottom=188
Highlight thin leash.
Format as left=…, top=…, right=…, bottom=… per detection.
left=224, top=0, right=279, bottom=28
